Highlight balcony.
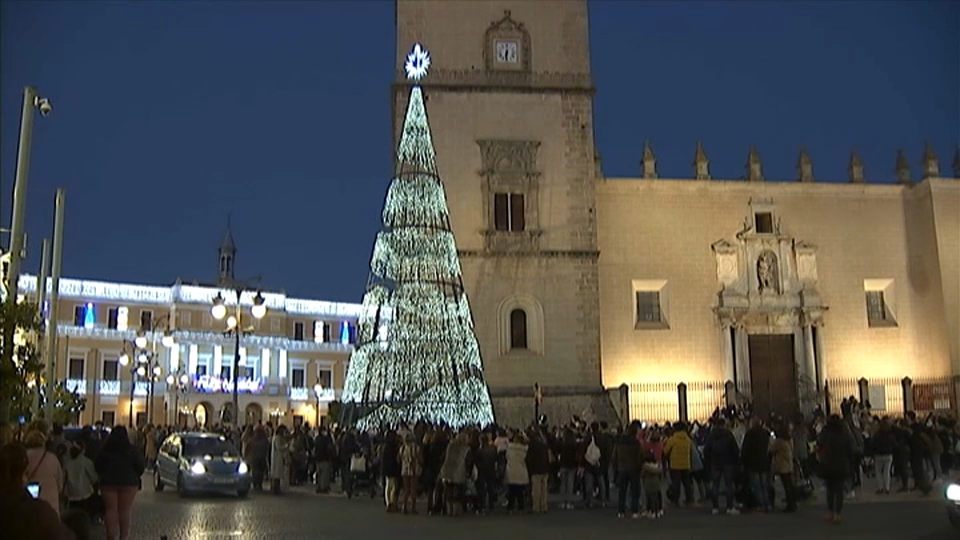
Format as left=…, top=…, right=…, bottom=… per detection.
left=289, top=387, right=338, bottom=402
left=99, top=380, right=120, bottom=395
left=290, top=387, right=309, bottom=402
left=65, top=379, right=87, bottom=395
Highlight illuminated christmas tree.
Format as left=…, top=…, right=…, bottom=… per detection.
left=340, top=44, right=495, bottom=429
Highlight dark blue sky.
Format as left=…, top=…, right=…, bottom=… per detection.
left=2, top=1, right=957, bottom=302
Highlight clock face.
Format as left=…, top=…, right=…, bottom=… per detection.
left=495, top=40, right=518, bottom=63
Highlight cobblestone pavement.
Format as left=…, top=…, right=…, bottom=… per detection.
left=100, top=482, right=955, bottom=540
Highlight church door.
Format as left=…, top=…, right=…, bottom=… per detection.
left=748, top=334, right=799, bottom=419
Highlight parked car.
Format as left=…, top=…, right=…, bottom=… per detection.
left=154, top=432, right=250, bottom=497
left=946, top=480, right=960, bottom=530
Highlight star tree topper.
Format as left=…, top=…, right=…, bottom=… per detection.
left=405, top=43, right=431, bottom=80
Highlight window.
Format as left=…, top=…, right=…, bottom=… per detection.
left=140, top=310, right=153, bottom=331
left=293, top=322, right=305, bottom=341
left=108, top=308, right=119, bottom=329
left=493, top=193, right=525, bottom=232
left=241, top=366, right=255, bottom=380
left=313, top=321, right=326, bottom=343
left=509, top=309, right=528, bottom=349
left=317, top=369, right=333, bottom=390
left=221, top=366, right=232, bottom=380
left=291, top=367, right=306, bottom=388
left=323, top=323, right=331, bottom=342
left=636, top=292, right=662, bottom=323
left=864, top=279, right=897, bottom=328
left=68, top=357, right=85, bottom=379
left=102, top=358, right=119, bottom=381
left=196, top=365, right=208, bottom=377
left=180, top=310, right=192, bottom=327
left=633, top=280, right=670, bottom=330
left=203, top=313, right=213, bottom=328
left=73, top=305, right=85, bottom=326
left=270, top=318, right=281, bottom=333
left=755, top=212, right=774, bottom=234
left=116, top=307, right=128, bottom=331
left=101, top=411, right=116, bottom=427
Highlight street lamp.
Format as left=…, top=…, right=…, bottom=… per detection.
left=313, top=380, right=324, bottom=427
left=166, top=371, right=190, bottom=428
left=212, top=286, right=266, bottom=428
left=120, top=316, right=177, bottom=427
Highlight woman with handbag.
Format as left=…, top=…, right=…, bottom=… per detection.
left=95, top=426, right=146, bottom=540
left=24, top=430, right=64, bottom=518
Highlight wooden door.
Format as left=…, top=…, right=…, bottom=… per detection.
left=748, top=334, right=799, bottom=419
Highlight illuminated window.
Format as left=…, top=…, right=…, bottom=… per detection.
left=83, top=303, right=95, bottom=329
left=313, top=321, right=326, bottom=343
left=340, top=321, right=357, bottom=344
left=493, top=193, right=525, bottom=232
left=117, top=307, right=128, bottom=331
left=509, top=309, right=527, bottom=350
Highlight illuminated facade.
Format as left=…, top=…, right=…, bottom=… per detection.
left=18, top=271, right=362, bottom=428
left=396, top=0, right=960, bottom=425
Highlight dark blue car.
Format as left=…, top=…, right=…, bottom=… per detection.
left=153, top=432, right=251, bottom=498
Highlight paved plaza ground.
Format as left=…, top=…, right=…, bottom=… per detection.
left=103, top=481, right=956, bottom=540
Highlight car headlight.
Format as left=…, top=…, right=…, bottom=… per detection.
left=237, top=461, right=248, bottom=475
left=946, top=484, right=960, bottom=502
left=190, top=461, right=206, bottom=475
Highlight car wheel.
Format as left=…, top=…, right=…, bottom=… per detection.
left=153, top=469, right=164, bottom=492
left=177, top=474, right=189, bottom=498
left=237, top=489, right=249, bottom=498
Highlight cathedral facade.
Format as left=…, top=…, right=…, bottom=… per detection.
left=393, top=0, right=960, bottom=426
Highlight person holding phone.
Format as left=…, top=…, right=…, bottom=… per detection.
left=0, top=441, right=76, bottom=539
left=24, top=430, right=64, bottom=517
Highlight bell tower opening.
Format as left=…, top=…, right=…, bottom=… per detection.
left=217, top=217, right=236, bottom=287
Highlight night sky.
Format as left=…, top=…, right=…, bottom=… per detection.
left=1, top=1, right=957, bottom=303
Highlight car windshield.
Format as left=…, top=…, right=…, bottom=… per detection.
left=182, top=437, right=238, bottom=458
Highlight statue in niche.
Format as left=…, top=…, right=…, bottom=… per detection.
left=757, top=251, right=780, bottom=294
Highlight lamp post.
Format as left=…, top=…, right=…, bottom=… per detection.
left=119, top=322, right=176, bottom=427
left=165, top=371, right=190, bottom=428
left=211, top=285, right=266, bottom=428
left=118, top=341, right=146, bottom=427
left=313, top=380, right=324, bottom=428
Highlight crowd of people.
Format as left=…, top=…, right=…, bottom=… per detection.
left=2, top=395, right=959, bottom=539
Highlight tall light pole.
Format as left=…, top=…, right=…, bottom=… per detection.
left=165, top=371, right=190, bottom=427
left=1, top=87, right=51, bottom=423
left=212, top=286, right=266, bottom=428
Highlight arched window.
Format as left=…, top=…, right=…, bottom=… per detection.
left=509, top=308, right=528, bottom=350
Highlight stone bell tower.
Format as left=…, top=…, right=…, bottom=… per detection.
left=393, top=0, right=611, bottom=426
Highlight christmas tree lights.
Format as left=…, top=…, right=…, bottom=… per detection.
left=341, top=44, right=495, bottom=430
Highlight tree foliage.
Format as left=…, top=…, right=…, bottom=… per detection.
left=0, top=301, right=43, bottom=423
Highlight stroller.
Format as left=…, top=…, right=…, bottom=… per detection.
left=347, top=451, right=377, bottom=499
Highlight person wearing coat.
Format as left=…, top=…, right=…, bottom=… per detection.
left=818, top=414, right=854, bottom=524
left=611, top=424, right=642, bottom=518
left=95, top=426, right=146, bottom=540
left=269, top=425, right=291, bottom=495
left=24, top=430, right=64, bottom=518
left=769, top=428, right=797, bottom=512
left=439, top=432, right=470, bottom=516
left=524, top=429, right=552, bottom=514
left=398, top=432, right=423, bottom=514
left=703, top=417, right=740, bottom=514
left=741, top=417, right=773, bottom=512
left=504, top=434, right=529, bottom=512
left=380, top=431, right=402, bottom=512
left=244, top=427, right=270, bottom=492
left=662, top=422, right=694, bottom=506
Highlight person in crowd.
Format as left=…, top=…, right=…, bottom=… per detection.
left=906, top=413, right=933, bottom=495
left=641, top=449, right=663, bottom=518
left=24, top=430, right=64, bottom=518
left=95, top=426, right=145, bottom=540
left=62, top=443, right=99, bottom=519
left=269, top=425, right=291, bottom=495
left=557, top=428, right=581, bottom=509
left=525, top=428, right=551, bottom=514
left=313, top=426, right=335, bottom=494
left=143, top=426, right=158, bottom=471
left=871, top=417, right=896, bottom=495
left=769, top=427, right=797, bottom=512
left=612, top=422, right=642, bottom=518
left=398, top=432, right=422, bottom=514
left=439, top=431, right=470, bottom=516
left=703, top=417, right=740, bottom=515
left=504, top=432, right=529, bottom=513
left=338, top=429, right=360, bottom=499
left=818, top=414, right=853, bottom=524
left=741, top=417, right=772, bottom=512
left=381, top=430, right=402, bottom=513
left=473, top=433, right=499, bottom=514
left=0, top=442, right=78, bottom=540
left=663, top=422, right=694, bottom=507
left=244, top=426, right=270, bottom=492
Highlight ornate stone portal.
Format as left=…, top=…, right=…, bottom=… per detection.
left=712, top=198, right=828, bottom=416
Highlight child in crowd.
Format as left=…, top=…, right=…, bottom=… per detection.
left=641, top=449, right=663, bottom=518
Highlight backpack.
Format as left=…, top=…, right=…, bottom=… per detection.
left=585, top=436, right=601, bottom=466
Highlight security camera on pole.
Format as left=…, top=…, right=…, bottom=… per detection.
left=1, top=86, right=52, bottom=422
